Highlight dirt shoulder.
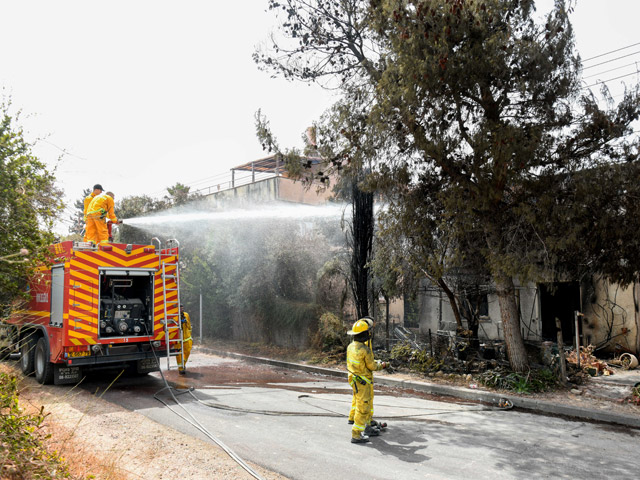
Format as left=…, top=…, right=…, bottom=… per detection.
left=2, top=362, right=287, bottom=480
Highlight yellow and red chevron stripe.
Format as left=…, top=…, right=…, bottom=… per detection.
left=65, top=247, right=179, bottom=345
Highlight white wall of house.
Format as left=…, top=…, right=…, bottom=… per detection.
left=417, top=277, right=640, bottom=355
left=417, top=280, right=542, bottom=341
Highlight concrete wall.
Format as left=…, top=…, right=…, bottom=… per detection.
left=581, top=277, right=639, bottom=354
left=201, top=177, right=279, bottom=207
left=231, top=311, right=315, bottom=349
left=278, top=177, right=334, bottom=205
left=201, top=175, right=332, bottom=208
left=417, top=281, right=541, bottom=340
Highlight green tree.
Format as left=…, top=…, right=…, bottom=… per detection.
left=165, top=182, right=201, bottom=206
left=68, top=187, right=90, bottom=236
left=115, top=194, right=170, bottom=244
left=257, top=0, right=640, bottom=372
left=0, top=102, right=64, bottom=312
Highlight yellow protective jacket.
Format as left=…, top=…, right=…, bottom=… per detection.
left=87, top=193, right=117, bottom=223
left=181, top=311, right=192, bottom=342
left=83, top=193, right=96, bottom=219
left=347, top=341, right=383, bottom=385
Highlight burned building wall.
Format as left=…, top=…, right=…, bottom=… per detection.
left=581, top=277, right=639, bottom=355
left=417, top=275, right=640, bottom=355
left=417, top=281, right=541, bottom=341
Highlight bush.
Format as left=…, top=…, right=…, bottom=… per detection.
left=312, top=312, right=348, bottom=354
left=478, top=367, right=558, bottom=394
left=0, top=372, right=74, bottom=479
left=390, top=342, right=443, bottom=374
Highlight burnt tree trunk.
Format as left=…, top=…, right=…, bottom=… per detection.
left=349, top=178, right=374, bottom=319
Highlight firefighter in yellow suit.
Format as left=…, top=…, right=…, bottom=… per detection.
left=86, top=192, right=119, bottom=244
left=346, top=319, right=387, bottom=444
left=83, top=184, right=103, bottom=242
left=177, top=305, right=192, bottom=375
left=348, top=317, right=387, bottom=430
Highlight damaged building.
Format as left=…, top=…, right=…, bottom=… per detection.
left=418, top=276, right=640, bottom=357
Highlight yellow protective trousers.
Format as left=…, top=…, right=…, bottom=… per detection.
left=349, top=388, right=374, bottom=424
left=177, top=338, right=192, bottom=371
left=350, top=379, right=373, bottom=439
left=83, top=193, right=96, bottom=241
left=85, top=216, right=109, bottom=244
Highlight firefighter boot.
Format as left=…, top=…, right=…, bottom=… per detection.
left=351, top=432, right=370, bottom=444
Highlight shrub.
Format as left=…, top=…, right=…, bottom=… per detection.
left=312, top=312, right=347, bottom=353
left=390, top=342, right=443, bottom=374
left=0, top=372, right=74, bottom=479
left=478, top=367, right=558, bottom=394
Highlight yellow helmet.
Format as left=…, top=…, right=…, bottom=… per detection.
left=347, top=319, right=370, bottom=335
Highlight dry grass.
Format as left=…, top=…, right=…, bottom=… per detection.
left=1, top=361, right=127, bottom=480
left=2, top=360, right=288, bottom=480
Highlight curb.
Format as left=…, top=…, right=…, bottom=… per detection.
left=197, top=347, right=640, bottom=429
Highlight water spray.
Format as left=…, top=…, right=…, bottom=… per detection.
left=123, top=203, right=347, bottom=228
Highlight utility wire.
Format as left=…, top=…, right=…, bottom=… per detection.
left=582, top=50, right=640, bottom=70
left=582, top=70, right=640, bottom=90
left=40, top=139, right=91, bottom=162
left=582, top=42, right=640, bottom=63
left=582, top=61, right=640, bottom=81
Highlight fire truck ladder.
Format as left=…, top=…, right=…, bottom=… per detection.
left=153, top=238, right=184, bottom=370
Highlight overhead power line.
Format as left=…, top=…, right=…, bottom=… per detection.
left=583, top=50, right=640, bottom=70
left=582, top=61, right=640, bottom=81
left=582, top=41, right=640, bottom=63
left=582, top=70, right=640, bottom=90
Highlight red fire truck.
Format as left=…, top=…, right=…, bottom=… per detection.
left=0, top=239, right=184, bottom=384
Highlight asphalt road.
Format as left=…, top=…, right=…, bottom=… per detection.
left=82, top=352, right=639, bottom=480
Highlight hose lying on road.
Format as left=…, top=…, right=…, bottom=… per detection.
left=148, top=346, right=265, bottom=480
left=188, top=390, right=497, bottom=420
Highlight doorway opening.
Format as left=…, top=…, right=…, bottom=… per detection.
left=540, top=282, right=581, bottom=344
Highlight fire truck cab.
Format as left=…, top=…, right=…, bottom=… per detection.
left=1, top=239, right=184, bottom=384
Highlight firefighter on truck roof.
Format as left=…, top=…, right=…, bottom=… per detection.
left=83, top=184, right=103, bottom=242
left=86, top=191, right=121, bottom=244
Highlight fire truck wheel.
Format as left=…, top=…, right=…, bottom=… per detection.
left=20, top=337, right=36, bottom=375
left=34, top=338, right=54, bottom=385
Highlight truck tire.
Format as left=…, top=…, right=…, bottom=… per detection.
left=34, top=337, right=54, bottom=385
left=20, top=337, right=36, bottom=375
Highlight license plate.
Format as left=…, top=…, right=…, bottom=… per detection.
left=68, top=351, right=90, bottom=357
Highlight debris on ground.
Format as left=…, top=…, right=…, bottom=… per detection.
left=609, top=353, right=639, bottom=371
left=565, top=345, right=614, bottom=376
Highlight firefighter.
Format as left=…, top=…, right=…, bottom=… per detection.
left=348, top=316, right=388, bottom=430
left=82, top=184, right=103, bottom=242
left=346, top=319, right=387, bottom=444
left=86, top=191, right=120, bottom=244
left=177, top=304, right=193, bottom=375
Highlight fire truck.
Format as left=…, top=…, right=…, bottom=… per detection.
left=0, top=238, right=184, bottom=384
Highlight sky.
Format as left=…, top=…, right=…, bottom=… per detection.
left=1, top=1, right=639, bottom=233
